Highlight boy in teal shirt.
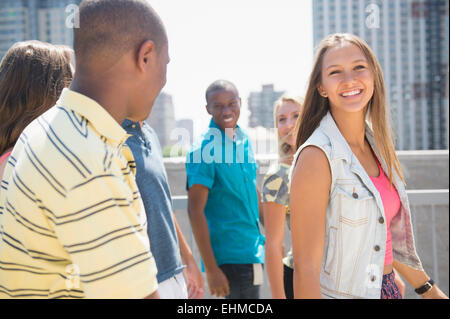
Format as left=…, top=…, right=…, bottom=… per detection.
left=185, top=80, right=265, bottom=299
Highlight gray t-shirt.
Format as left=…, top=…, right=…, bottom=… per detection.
left=123, top=120, right=184, bottom=283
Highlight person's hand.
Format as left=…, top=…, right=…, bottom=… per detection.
left=422, top=285, right=448, bottom=299
left=205, top=266, right=229, bottom=298
left=183, top=260, right=205, bottom=299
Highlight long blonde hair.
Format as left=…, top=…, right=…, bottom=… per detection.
left=273, top=95, right=304, bottom=161
left=295, top=33, right=404, bottom=184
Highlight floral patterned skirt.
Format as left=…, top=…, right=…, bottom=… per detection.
left=381, top=271, right=402, bottom=299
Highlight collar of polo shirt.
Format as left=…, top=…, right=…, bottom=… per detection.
left=56, top=88, right=131, bottom=144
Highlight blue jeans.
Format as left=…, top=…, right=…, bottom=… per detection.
left=219, top=264, right=261, bottom=299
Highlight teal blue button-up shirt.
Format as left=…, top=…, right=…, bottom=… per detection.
left=185, top=119, right=265, bottom=267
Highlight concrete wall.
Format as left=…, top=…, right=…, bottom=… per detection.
left=165, top=150, right=449, bottom=196
left=166, top=151, right=449, bottom=299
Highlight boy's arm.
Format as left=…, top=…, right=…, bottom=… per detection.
left=172, top=212, right=204, bottom=299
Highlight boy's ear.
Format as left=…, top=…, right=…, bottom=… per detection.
left=205, top=104, right=212, bottom=115
left=137, top=40, right=155, bottom=72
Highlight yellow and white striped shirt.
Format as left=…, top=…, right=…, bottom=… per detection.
left=0, top=88, right=158, bottom=298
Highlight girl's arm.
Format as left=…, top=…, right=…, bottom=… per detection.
left=263, top=201, right=287, bottom=298
left=393, top=260, right=448, bottom=299
left=290, top=146, right=331, bottom=299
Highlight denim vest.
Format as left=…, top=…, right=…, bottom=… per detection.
left=291, top=112, right=423, bottom=299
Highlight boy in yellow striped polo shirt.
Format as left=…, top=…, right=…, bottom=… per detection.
left=0, top=0, right=169, bottom=299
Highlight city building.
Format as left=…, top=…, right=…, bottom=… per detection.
left=0, top=0, right=81, bottom=58
left=146, top=92, right=177, bottom=148
left=248, top=84, right=285, bottom=128
left=176, top=119, right=194, bottom=148
left=312, top=0, right=449, bottom=150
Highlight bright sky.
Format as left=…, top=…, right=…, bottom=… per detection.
left=149, top=0, right=314, bottom=138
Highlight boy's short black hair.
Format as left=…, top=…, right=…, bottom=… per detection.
left=205, top=80, right=239, bottom=104
left=74, top=0, right=167, bottom=69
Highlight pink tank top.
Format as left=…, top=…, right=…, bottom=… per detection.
left=369, top=155, right=400, bottom=266
left=0, top=151, right=11, bottom=166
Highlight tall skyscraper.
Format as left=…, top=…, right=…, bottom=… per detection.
left=248, top=84, right=285, bottom=128
left=0, top=0, right=81, bottom=58
left=312, top=0, right=449, bottom=150
left=146, top=92, right=177, bottom=148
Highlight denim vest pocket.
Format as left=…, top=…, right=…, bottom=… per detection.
left=334, top=181, right=373, bottom=225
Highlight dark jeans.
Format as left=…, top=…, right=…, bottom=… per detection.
left=219, top=264, right=261, bottom=299
left=283, top=265, right=294, bottom=299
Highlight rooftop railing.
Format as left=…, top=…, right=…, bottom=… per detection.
left=173, top=189, right=449, bottom=299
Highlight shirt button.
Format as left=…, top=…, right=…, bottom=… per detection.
left=370, top=276, right=376, bottom=282
left=132, top=124, right=136, bottom=128
left=352, top=192, right=358, bottom=199
left=374, top=245, right=381, bottom=252
left=379, top=217, right=385, bottom=224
